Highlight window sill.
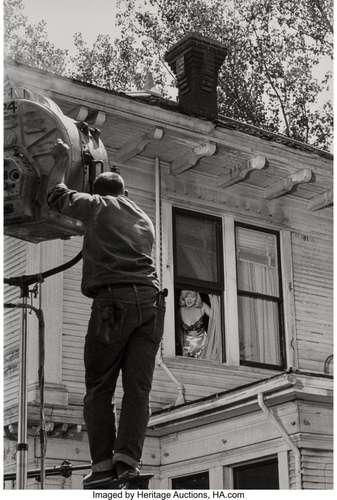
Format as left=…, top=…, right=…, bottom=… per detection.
left=162, top=355, right=283, bottom=376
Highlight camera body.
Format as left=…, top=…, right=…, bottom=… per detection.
left=4, top=87, right=108, bottom=243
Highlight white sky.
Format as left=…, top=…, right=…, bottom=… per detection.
left=22, top=0, right=119, bottom=51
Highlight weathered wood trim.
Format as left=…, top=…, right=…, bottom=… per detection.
left=161, top=199, right=175, bottom=357
left=223, top=466, right=234, bottom=488
left=264, top=168, right=312, bottom=200
left=307, top=189, right=333, bottom=211
left=171, top=141, right=216, bottom=175
left=26, top=242, right=41, bottom=388
left=158, top=438, right=287, bottom=482
left=217, top=155, right=267, bottom=188
left=209, top=464, right=224, bottom=489
left=223, top=215, right=240, bottom=366
left=40, top=240, right=65, bottom=387
left=113, top=127, right=164, bottom=163
left=278, top=450, right=290, bottom=489
left=149, top=372, right=332, bottom=431
left=280, top=231, right=298, bottom=369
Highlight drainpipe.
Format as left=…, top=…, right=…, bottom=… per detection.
left=154, top=156, right=186, bottom=406
left=257, top=392, right=302, bottom=489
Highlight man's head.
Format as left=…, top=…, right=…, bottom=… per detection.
left=93, top=172, right=126, bottom=196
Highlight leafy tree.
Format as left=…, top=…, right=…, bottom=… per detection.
left=71, top=0, right=332, bottom=149
left=70, top=32, right=145, bottom=91
left=4, top=0, right=68, bottom=74
left=4, top=0, right=333, bottom=150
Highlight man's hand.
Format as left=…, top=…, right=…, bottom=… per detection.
left=52, top=138, right=70, bottom=160
left=47, top=139, right=70, bottom=193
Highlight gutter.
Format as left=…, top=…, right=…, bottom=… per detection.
left=149, top=372, right=297, bottom=427
left=257, top=392, right=302, bottom=489
left=154, top=156, right=186, bottom=406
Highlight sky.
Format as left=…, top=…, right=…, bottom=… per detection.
left=22, top=0, right=119, bottom=51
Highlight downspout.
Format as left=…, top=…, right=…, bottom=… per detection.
left=154, top=156, right=186, bottom=406
left=257, top=392, right=302, bottom=489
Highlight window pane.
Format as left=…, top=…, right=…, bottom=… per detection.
left=238, top=296, right=281, bottom=365
left=176, top=289, right=222, bottom=361
left=233, top=458, right=279, bottom=489
left=172, top=472, right=209, bottom=489
left=175, top=212, right=219, bottom=283
left=236, top=227, right=279, bottom=296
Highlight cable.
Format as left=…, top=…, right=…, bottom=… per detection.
left=3, top=250, right=83, bottom=289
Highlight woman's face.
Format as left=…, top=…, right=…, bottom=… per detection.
left=184, top=290, right=198, bottom=307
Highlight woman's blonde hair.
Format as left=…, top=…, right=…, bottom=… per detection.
left=179, top=289, right=203, bottom=308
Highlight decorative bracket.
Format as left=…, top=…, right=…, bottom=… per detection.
left=217, top=155, right=267, bottom=188
left=113, top=127, right=164, bottom=163
left=69, top=106, right=106, bottom=127
left=74, top=106, right=89, bottom=121
left=87, top=110, right=106, bottom=127
left=264, top=168, right=312, bottom=200
left=171, top=141, right=216, bottom=175
left=307, top=189, right=333, bottom=211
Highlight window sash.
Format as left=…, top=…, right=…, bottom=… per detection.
left=238, top=295, right=284, bottom=368
left=173, top=207, right=224, bottom=290
left=235, top=223, right=281, bottom=297
left=235, top=222, right=285, bottom=369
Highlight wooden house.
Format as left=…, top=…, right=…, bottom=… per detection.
left=3, top=34, right=333, bottom=490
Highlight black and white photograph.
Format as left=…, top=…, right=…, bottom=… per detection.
left=2, top=0, right=334, bottom=495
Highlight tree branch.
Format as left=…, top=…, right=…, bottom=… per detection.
left=252, top=27, right=290, bottom=136
left=312, top=0, right=333, bottom=34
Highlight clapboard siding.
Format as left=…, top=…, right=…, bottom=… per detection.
left=301, top=449, right=333, bottom=489
left=3, top=237, right=27, bottom=411
left=288, top=451, right=298, bottom=489
left=62, top=236, right=89, bottom=401
left=291, top=232, right=333, bottom=373
left=289, top=448, right=333, bottom=490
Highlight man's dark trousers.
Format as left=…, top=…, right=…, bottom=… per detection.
left=83, top=284, right=165, bottom=471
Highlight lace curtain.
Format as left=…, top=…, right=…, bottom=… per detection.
left=236, top=227, right=281, bottom=365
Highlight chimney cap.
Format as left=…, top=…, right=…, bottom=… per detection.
left=164, top=32, right=227, bottom=65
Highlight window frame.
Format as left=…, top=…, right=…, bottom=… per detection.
left=163, top=202, right=292, bottom=369
left=172, top=206, right=224, bottom=293
left=172, top=206, right=225, bottom=361
left=235, top=222, right=286, bottom=370
left=232, top=455, right=280, bottom=490
left=170, top=470, right=210, bottom=489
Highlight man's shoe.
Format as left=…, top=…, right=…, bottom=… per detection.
left=83, top=468, right=117, bottom=486
left=115, top=461, right=140, bottom=480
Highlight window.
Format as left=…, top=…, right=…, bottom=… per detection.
left=172, top=471, right=209, bottom=489
left=168, top=205, right=287, bottom=368
left=233, top=457, right=279, bottom=489
left=235, top=223, right=285, bottom=368
left=173, top=208, right=224, bottom=361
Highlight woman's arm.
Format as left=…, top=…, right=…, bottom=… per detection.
left=202, top=302, right=211, bottom=316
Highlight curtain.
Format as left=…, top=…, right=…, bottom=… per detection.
left=239, top=297, right=280, bottom=364
left=200, top=294, right=222, bottom=361
left=238, top=261, right=280, bottom=365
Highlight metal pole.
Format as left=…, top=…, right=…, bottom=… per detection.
left=154, top=156, right=162, bottom=287
left=16, top=294, right=29, bottom=489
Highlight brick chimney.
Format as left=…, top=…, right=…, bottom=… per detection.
left=164, top=33, right=227, bottom=120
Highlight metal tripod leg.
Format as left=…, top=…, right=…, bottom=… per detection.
left=16, top=294, right=29, bottom=489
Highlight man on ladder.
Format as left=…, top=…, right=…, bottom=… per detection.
left=48, top=140, right=166, bottom=488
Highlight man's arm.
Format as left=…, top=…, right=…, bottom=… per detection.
left=47, top=139, right=102, bottom=222
left=47, top=138, right=69, bottom=192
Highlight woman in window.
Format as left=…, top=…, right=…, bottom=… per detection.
left=179, top=290, right=210, bottom=358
